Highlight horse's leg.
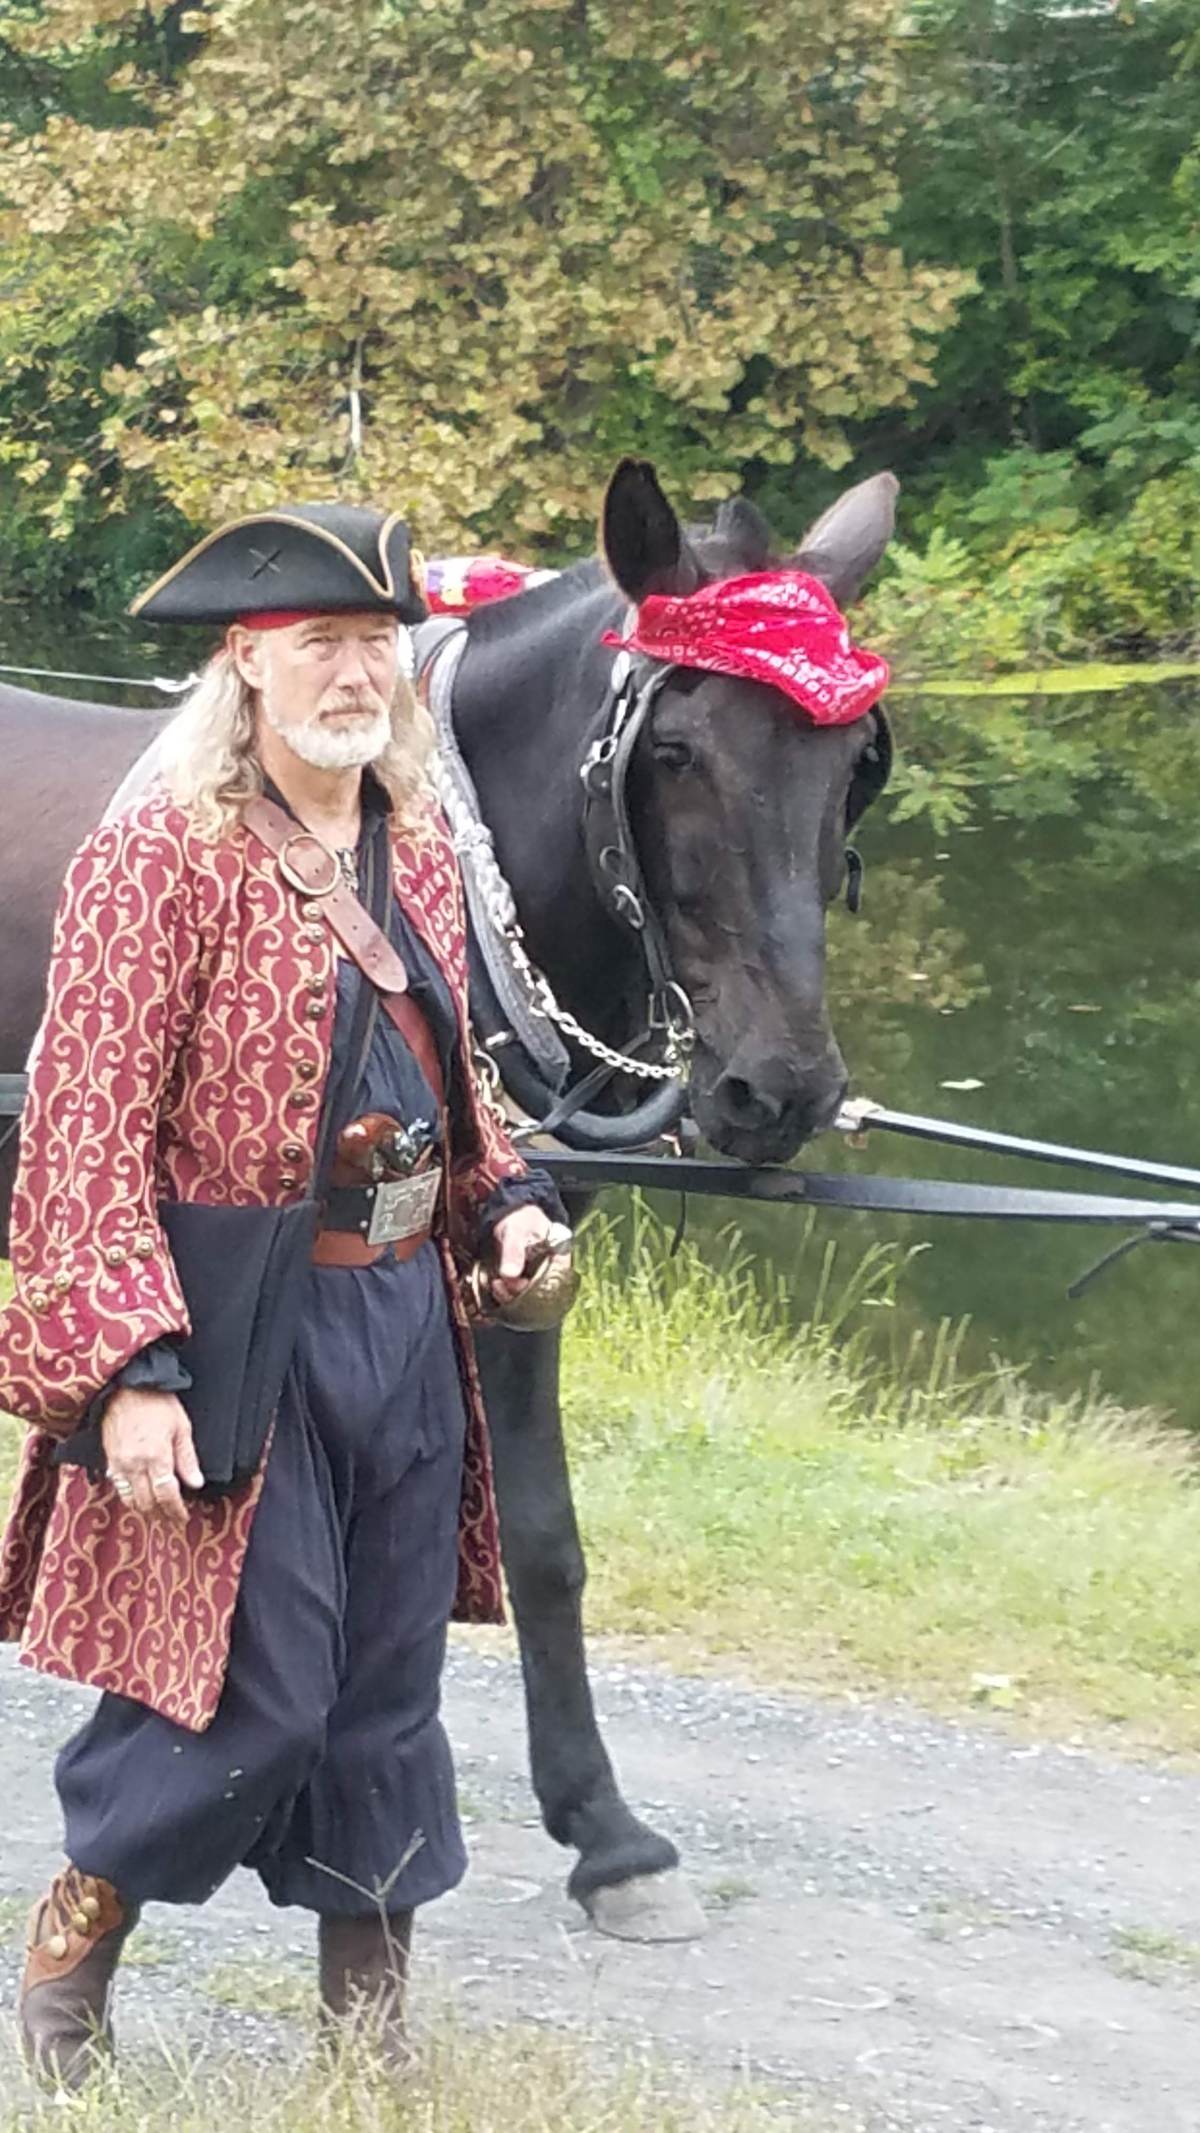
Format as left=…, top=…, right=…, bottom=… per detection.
left=475, top=1321, right=705, bottom=1941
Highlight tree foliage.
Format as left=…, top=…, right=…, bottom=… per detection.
left=891, top=0, right=1199, bottom=480
left=0, top=0, right=964, bottom=600
left=1, top=0, right=1197, bottom=661
left=855, top=0, right=1200, bottom=663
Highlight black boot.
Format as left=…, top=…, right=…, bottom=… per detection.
left=318, top=1909, right=413, bottom=2064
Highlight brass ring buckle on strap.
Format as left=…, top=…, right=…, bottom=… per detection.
left=277, top=830, right=341, bottom=898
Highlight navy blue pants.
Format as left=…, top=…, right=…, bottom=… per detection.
left=57, top=1243, right=469, bottom=1916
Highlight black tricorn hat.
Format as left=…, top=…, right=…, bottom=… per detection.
left=130, top=502, right=427, bottom=625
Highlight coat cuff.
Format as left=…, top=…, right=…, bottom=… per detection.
left=52, top=1338, right=194, bottom=1479
left=473, top=1167, right=567, bottom=1260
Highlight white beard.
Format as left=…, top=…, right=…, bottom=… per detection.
left=265, top=702, right=392, bottom=772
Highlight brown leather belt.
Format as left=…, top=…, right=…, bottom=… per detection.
left=311, top=1224, right=434, bottom=1269
left=311, top=1158, right=442, bottom=1268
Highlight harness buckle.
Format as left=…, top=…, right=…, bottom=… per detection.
left=650, top=981, right=696, bottom=1048
left=580, top=735, right=618, bottom=787
left=610, top=883, right=646, bottom=930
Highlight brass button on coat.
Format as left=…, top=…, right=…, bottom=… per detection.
left=297, top=1058, right=318, bottom=1080
left=104, top=1246, right=126, bottom=1268
left=305, top=1000, right=325, bottom=1020
left=133, top=1234, right=155, bottom=1258
left=279, top=1172, right=297, bottom=1191
left=281, top=1142, right=304, bottom=1162
left=306, top=973, right=325, bottom=995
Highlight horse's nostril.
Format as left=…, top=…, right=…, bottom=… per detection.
left=716, top=1075, right=784, bottom=1129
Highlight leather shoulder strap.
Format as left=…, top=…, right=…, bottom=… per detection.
left=243, top=793, right=445, bottom=1107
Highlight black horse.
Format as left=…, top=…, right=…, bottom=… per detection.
left=0, top=455, right=896, bottom=1940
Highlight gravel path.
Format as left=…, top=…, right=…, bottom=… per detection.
left=1, top=1637, right=1198, bottom=2130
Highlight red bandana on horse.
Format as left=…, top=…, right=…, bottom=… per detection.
left=603, top=570, right=889, bottom=727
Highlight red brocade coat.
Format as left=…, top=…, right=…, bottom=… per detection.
left=0, top=788, right=524, bottom=1730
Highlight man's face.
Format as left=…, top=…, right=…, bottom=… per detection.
left=229, top=610, right=401, bottom=771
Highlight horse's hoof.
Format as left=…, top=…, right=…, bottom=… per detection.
left=584, top=1868, right=707, bottom=1943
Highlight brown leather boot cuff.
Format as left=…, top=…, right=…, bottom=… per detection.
left=23, top=1868, right=130, bottom=1990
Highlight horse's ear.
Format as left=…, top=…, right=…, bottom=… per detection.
left=714, top=495, right=772, bottom=568
left=602, top=458, right=701, bottom=602
left=793, top=472, right=899, bottom=607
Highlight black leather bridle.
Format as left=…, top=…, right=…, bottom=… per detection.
left=488, top=654, right=695, bottom=1150
left=578, top=652, right=696, bottom=1058
left=579, top=646, right=893, bottom=1024
left=507, top=648, right=894, bottom=1149
left=459, top=630, right=892, bottom=1152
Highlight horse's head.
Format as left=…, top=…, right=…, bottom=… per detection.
left=602, top=459, right=896, bottom=1166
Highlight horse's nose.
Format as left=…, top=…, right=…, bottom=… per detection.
left=711, top=1072, right=785, bottom=1136
left=708, top=1052, right=848, bottom=1153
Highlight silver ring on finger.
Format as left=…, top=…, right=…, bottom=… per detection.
left=111, top=1477, right=134, bottom=1499
left=151, top=1473, right=174, bottom=1491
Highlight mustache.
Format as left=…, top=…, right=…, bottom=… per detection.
left=318, top=690, right=383, bottom=717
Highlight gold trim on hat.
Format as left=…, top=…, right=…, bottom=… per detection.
left=130, top=507, right=411, bottom=617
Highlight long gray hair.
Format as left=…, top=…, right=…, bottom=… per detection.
left=105, top=644, right=436, bottom=839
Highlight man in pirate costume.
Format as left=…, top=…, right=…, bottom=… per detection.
left=0, top=504, right=564, bottom=2086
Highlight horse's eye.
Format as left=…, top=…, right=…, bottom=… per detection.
left=652, top=742, right=693, bottom=773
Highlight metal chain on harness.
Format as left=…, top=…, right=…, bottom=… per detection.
left=432, top=762, right=690, bottom=1085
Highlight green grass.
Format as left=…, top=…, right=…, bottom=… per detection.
left=1110, top=1925, right=1200, bottom=1985
left=7, top=1218, right=1200, bottom=1753
left=0, top=2013, right=817, bottom=2132
left=203, top=1955, right=313, bottom=2019
left=558, top=1206, right=1200, bottom=1754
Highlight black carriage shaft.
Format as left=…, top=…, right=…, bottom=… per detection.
left=840, top=1102, right=1200, bottom=1195
left=5, top=1072, right=1200, bottom=1231
left=538, top=1149, right=1200, bottom=1231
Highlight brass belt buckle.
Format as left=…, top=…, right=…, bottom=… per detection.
left=366, top=1167, right=440, bottom=1246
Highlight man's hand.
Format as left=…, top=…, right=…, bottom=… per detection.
left=101, top=1386, right=204, bottom=1532
left=488, top=1205, right=560, bottom=1307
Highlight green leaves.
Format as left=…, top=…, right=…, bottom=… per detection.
left=0, top=0, right=964, bottom=594
left=3, top=0, right=1194, bottom=662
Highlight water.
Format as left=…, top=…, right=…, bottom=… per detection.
left=4, top=623, right=1199, bottom=1419
left=691, top=677, right=1200, bottom=1423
